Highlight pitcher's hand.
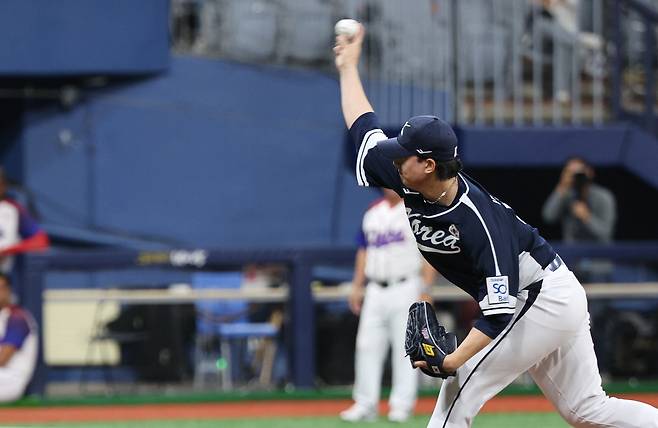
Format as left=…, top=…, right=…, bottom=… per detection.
left=334, top=25, right=365, bottom=72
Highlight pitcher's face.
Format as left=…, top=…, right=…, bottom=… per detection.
left=393, top=156, right=432, bottom=190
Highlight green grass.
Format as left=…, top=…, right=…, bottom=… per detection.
left=19, top=414, right=569, bottom=428
left=7, top=380, right=658, bottom=408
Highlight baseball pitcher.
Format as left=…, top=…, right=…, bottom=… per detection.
left=333, top=22, right=658, bottom=428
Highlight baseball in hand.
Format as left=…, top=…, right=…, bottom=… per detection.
left=334, top=19, right=360, bottom=38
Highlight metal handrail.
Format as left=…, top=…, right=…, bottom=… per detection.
left=23, top=241, right=658, bottom=394
left=621, top=0, right=658, bottom=20
left=43, top=281, right=658, bottom=303
left=611, top=0, right=658, bottom=134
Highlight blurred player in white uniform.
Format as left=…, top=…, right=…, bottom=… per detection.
left=0, top=273, right=38, bottom=402
left=341, top=188, right=435, bottom=423
left=0, top=168, right=50, bottom=274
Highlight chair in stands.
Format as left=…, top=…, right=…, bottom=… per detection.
left=196, top=0, right=278, bottom=62
left=277, top=0, right=334, bottom=64
left=192, top=271, right=279, bottom=390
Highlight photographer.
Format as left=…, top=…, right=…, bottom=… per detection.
left=542, top=157, right=616, bottom=243
left=542, top=158, right=618, bottom=378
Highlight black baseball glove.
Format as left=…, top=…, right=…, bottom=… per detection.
left=404, top=301, right=458, bottom=378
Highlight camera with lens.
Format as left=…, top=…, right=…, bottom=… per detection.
left=572, top=171, right=591, bottom=200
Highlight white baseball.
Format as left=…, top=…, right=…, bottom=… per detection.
left=334, top=19, right=360, bottom=38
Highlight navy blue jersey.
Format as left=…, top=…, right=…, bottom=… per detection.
left=351, top=112, right=557, bottom=338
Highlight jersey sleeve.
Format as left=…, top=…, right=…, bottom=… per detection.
left=355, top=229, right=367, bottom=249
left=350, top=112, right=404, bottom=194
left=462, top=196, right=520, bottom=338
left=17, top=203, right=41, bottom=238
left=0, top=312, right=31, bottom=349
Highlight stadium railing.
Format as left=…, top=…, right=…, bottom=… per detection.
left=611, top=0, right=658, bottom=135
left=21, top=242, right=658, bottom=395
left=173, top=0, right=612, bottom=126
left=22, top=247, right=355, bottom=395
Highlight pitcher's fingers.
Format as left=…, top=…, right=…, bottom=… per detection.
left=413, top=361, right=428, bottom=370
left=335, top=34, right=351, bottom=46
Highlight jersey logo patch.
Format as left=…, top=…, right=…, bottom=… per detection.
left=406, top=211, right=461, bottom=254
left=366, top=230, right=406, bottom=248
left=486, top=276, right=509, bottom=304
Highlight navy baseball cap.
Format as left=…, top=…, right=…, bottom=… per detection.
left=377, top=115, right=458, bottom=161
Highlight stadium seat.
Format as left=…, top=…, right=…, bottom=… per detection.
left=192, top=272, right=279, bottom=390
left=277, top=0, right=333, bottom=63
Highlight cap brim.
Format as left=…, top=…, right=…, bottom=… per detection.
left=376, top=137, right=415, bottom=160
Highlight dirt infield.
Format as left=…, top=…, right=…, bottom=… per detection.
left=1, top=394, right=657, bottom=424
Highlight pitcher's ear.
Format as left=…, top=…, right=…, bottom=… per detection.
left=424, top=158, right=437, bottom=174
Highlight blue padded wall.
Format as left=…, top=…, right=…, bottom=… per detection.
left=456, top=125, right=658, bottom=189
left=457, top=126, right=629, bottom=166
left=0, top=0, right=169, bottom=75
left=22, top=56, right=375, bottom=247
left=18, top=56, right=658, bottom=248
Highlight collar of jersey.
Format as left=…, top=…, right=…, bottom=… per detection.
left=421, top=173, right=469, bottom=218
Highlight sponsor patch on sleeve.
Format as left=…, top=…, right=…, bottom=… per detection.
left=486, top=276, right=509, bottom=305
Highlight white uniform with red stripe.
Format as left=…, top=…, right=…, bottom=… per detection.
left=352, top=198, right=424, bottom=418
left=0, top=305, right=38, bottom=402
left=0, top=198, right=43, bottom=273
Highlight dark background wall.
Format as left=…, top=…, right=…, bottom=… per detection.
left=466, top=167, right=658, bottom=241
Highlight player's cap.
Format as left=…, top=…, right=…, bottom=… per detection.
left=377, top=115, right=458, bottom=162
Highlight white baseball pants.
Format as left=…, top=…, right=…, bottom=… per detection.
left=0, top=369, right=27, bottom=402
left=352, top=277, right=421, bottom=415
left=429, top=264, right=658, bottom=428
